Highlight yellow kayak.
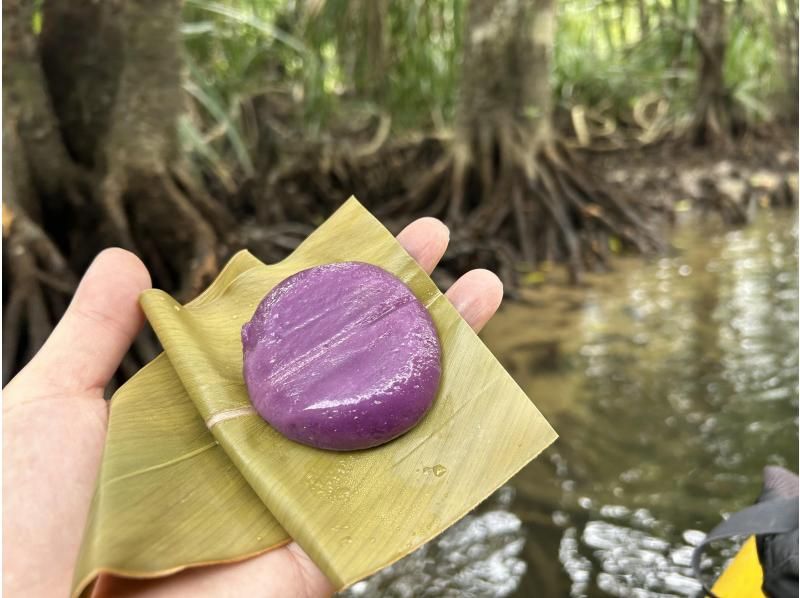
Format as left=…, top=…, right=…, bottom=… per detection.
left=711, top=536, right=764, bottom=597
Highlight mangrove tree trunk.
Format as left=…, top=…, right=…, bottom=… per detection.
left=691, top=0, right=737, bottom=145
left=3, top=0, right=230, bottom=384
left=444, top=0, right=659, bottom=282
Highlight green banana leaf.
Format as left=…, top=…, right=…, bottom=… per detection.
left=72, top=197, right=557, bottom=597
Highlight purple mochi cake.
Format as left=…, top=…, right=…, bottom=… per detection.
left=241, top=262, right=442, bottom=451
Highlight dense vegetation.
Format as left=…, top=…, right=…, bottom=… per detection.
left=3, top=0, right=797, bottom=384
left=181, top=0, right=796, bottom=149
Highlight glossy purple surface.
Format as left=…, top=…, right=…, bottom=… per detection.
left=242, top=262, right=442, bottom=451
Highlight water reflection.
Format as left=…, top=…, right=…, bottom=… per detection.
left=345, top=488, right=527, bottom=597
left=342, top=210, right=798, bottom=597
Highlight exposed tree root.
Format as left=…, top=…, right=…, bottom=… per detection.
left=95, top=165, right=223, bottom=301
left=2, top=204, right=75, bottom=383
left=2, top=142, right=227, bottom=380
left=1, top=177, right=217, bottom=384
left=472, top=139, right=661, bottom=282
left=172, top=165, right=239, bottom=242
left=3, top=0, right=794, bottom=388
left=254, top=131, right=663, bottom=287
left=161, top=173, right=219, bottom=298
left=5, top=123, right=796, bottom=385
left=4, top=112, right=225, bottom=383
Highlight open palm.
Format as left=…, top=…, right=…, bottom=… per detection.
left=3, top=217, right=503, bottom=598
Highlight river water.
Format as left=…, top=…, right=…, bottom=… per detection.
left=345, top=209, right=798, bottom=597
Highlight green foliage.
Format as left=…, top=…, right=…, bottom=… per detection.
left=724, top=11, right=783, bottom=120
left=179, top=0, right=789, bottom=170
left=297, top=0, right=466, bottom=129
left=554, top=0, right=697, bottom=122
left=554, top=0, right=786, bottom=129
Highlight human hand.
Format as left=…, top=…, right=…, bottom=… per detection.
left=3, top=217, right=503, bottom=598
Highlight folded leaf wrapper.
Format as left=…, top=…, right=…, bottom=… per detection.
left=72, top=198, right=557, bottom=597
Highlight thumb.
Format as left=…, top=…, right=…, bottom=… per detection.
left=6, top=248, right=152, bottom=397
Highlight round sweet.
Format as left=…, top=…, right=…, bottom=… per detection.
left=241, top=262, right=442, bottom=451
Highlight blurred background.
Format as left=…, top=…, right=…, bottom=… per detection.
left=3, top=0, right=798, bottom=595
